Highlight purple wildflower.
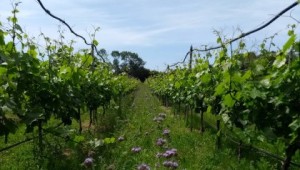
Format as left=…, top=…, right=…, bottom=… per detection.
left=83, top=157, right=93, bottom=167
left=156, top=138, right=166, bottom=146
left=131, top=147, right=142, bottom=153
left=163, top=161, right=179, bottom=169
left=162, top=149, right=177, bottom=158
left=171, top=161, right=179, bottom=168
left=163, top=129, right=170, bottom=136
left=170, top=148, right=177, bottom=153
left=137, top=163, right=151, bottom=170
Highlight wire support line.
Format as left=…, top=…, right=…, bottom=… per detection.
left=0, top=122, right=64, bottom=153
left=35, top=0, right=105, bottom=62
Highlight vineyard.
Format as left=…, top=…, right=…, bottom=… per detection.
left=1, top=1, right=300, bottom=170
left=147, top=27, right=300, bottom=169
left=0, top=2, right=139, bottom=169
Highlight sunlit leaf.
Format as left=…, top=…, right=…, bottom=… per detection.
left=215, top=83, right=225, bottom=95
left=222, top=113, right=230, bottom=124
left=282, top=34, right=296, bottom=54
left=92, top=39, right=99, bottom=46
left=242, top=70, right=251, bottom=81
left=201, top=74, right=211, bottom=83
left=223, top=94, right=235, bottom=107
left=273, top=55, right=286, bottom=68
left=74, top=135, right=85, bottom=143
left=0, top=67, right=7, bottom=74
left=289, top=118, right=300, bottom=132
left=250, top=88, right=261, bottom=99
left=104, top=137, right=116, bottom=144
left=260, top=78, right=271, bottom=88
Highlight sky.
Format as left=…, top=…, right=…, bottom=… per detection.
left=0, top=0, right=300, bottom=70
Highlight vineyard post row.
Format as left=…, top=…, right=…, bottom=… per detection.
left=147, top=1, right=300, bottom=169
left=0, top=1, right=139, bottom=155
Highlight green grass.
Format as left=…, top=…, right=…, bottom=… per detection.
left=0, top=91, right=135, bottom=170
left=96, top=84, right=281, bottom=169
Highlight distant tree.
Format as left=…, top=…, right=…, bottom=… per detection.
left=111, top=50, right=150, bottom=82
left=97, top=48, right=108, bottom=61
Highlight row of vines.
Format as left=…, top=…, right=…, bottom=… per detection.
left=147, top=26, right=300, bottom=169
left=0, top=3, right=138, bottom=163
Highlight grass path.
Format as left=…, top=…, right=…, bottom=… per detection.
left=99, top=83, right=268, bottom=170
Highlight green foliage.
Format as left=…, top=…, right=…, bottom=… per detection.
left=0, top=4, right=139, bottom=169
left=148, top=26, right=300, bottom=167
left=103, top=137, right=116, bottom=144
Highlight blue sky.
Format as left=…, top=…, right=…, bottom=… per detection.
left=0, top=0, right=300, bottom=70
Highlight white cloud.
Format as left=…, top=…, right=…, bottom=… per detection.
left=0, top=0, right=299, bottom=70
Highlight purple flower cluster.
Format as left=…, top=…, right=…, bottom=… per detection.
left=156, top=138, right=166, bottom=146
left=83, top=150, right=95, bottom=168
left=133, top=112, right=179, bottom=169
left=83, top=157, right=93, bottom=168
left=162, top=149, right=177, bottom=158
left=163, top=161, right=179, bottom=169
left=131, top=147, right=142, bottom=153
left=163, top=129, right=170, bottom=136
left=156, top=148, right=179, bottom=168
left=137, top=163, right=151, bottom=170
